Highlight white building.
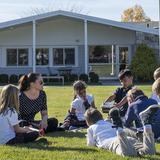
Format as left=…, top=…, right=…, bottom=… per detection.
left=0, top=10, right=158, bottom=78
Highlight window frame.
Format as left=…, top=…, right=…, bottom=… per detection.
left=36, top=48, right=49, bottom=66
left=6, top=48, right=29, bottom=67
left=88, top=45, right=116, bottom=65
left=52, top=46, right=78, bottom=67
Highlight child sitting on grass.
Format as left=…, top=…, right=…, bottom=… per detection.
left=151, top=67, right=160, bottom=104
left=60, top=80, right=95, bottom=130
left=0, top=84, right=41, bottom=145
left=85, top=107, right=157, bottom=157
left=103, top=69, right=134, bottom=117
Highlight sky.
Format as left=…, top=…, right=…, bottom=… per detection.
left=0, top=0, right=159, bottom=23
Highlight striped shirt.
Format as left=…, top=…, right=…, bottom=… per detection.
left=18, top=90, right=47, bottom=121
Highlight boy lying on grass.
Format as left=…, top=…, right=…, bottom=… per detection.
left=85, top=106, right=158, bottom=157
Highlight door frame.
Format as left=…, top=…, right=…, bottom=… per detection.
left=115, top=45, right=131, bottom=76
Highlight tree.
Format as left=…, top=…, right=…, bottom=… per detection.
left=121, top=5, right=151, bottom=22
left=21, top=0, right=89, bottom=17
left=131, top=44, right=158, bottom=82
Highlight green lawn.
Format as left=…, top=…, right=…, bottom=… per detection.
left=0, top=85, right=160, bottom=160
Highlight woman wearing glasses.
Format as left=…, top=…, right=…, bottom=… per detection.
left=18, top=73, right=58, bottom=133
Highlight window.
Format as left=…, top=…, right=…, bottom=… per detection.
left=119, top=47, right=129, bottom=71
left=53, top=48, right=63, bottom=65
left=53, top=48, right=75, bottom=66
left=89, top=45, right=116, bottom=63
left=18, top=49, right=28, bottom=66
left=7, top=48, right=28, bottom=66
left=65, top=48, right=75, bottom=65
left=36, top=48, right=49, bottom=65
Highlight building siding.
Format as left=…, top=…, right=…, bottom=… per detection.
left=0, top=16, right=138, bottom=77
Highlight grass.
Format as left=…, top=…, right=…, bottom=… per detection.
left=0, top=85, right=160, bottom=160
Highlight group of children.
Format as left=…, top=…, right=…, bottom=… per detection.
left=85, top=67, right=160, bottom=157
left=0, top=67, right=160, bottom=157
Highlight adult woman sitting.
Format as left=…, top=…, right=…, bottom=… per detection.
left=18, top=73, right=58, bottom=133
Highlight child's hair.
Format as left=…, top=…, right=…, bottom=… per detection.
left=18, top=73, right=41, bottom=92
left=85, top=108, right=103, bottom=126
left=73, top=80, right=86, bottom=99
left=152, top=78, right=160, bottom=96
left=118, top=69, right=132, bottom=81
left=0, top=84, right=19, bottom=114
left=153, top=67, right=160, bottom=80
left=127, top=88, right=145, bottom=100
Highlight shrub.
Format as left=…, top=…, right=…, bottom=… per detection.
left=0, top=74, right=9, bottom=84
left=79, top=73, right=88, bottom=83
left=131, top=44, right=158, bottom=82
left=9, top=74, right=18, bottom=84
left=41, top=74, right=48, bottom=83
left=69, top=74, right=78, bottom=83
left=89, top=72, right=99, bottom=83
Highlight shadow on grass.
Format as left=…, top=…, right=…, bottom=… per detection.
left=11, top=138, right=97, bottom=153
left=46, top=131, right=86, bottom=138
left=133, top=152, right=160, bottom=160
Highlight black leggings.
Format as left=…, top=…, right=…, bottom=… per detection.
left=20, top=117, right=58, bottom=133
left=6, top=131, right=39, bottom=145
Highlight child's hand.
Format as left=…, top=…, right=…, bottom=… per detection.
left=39, top=128, right=45, bottom=136
left=40, top=120, right=48, bottom=129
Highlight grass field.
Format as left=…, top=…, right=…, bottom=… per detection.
left=0, top=85, right=160, bottom=160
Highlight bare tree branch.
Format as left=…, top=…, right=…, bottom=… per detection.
left=20, top=0, right=89, bottom=17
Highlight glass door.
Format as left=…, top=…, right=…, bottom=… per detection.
left=89, top=45, right=116, bottom=78
left=118, top=46, right=129, bottom=72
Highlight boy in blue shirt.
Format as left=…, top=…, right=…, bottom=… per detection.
left=124, top=88, right=160, bottom=139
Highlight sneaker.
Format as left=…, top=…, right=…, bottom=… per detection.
left=69, top=126, right=78, bottom=130
left=109, top=107, right=123, bottom=128
left=139, top=105, right=160, bottom=125
left=59, top=121, right=70, bottom=130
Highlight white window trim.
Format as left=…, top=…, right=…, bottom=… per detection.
left=4, top=46, right=79, bottom=68
left=52, top=46, right=78, bottom=67
left=5, top=47, right=29, bottom=68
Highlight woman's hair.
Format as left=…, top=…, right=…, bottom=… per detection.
left=18, top=73, right=40, bottom=92
left=73, top=80, right=86, bottom=99
left=154, top=67, right=160, bottom=80
left=0, top=84, right=19, bottom=114
left=127, top=88, right=145, bottom=101
left=152, top=78, right=160, bottom=96
left=85, top=108, right=103, bottom=126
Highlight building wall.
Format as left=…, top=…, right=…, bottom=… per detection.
left=0, top=16, right=136, bottom=76
left=88, top=22, right=135, bottom=45
left=0, top=45, right=85, bottom=75
left=0, top=17, right=136, bottom=46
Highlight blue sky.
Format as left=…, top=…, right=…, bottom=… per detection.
left=0, top=0, right=159, bottom=22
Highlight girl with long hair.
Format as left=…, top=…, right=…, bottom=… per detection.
left=0, top=84, right=39, bottom=144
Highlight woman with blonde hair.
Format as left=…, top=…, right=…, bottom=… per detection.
left=0, top=84, right=39, bottom=144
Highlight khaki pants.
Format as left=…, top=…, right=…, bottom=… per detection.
left=104, top=128, right=156, bottom=157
